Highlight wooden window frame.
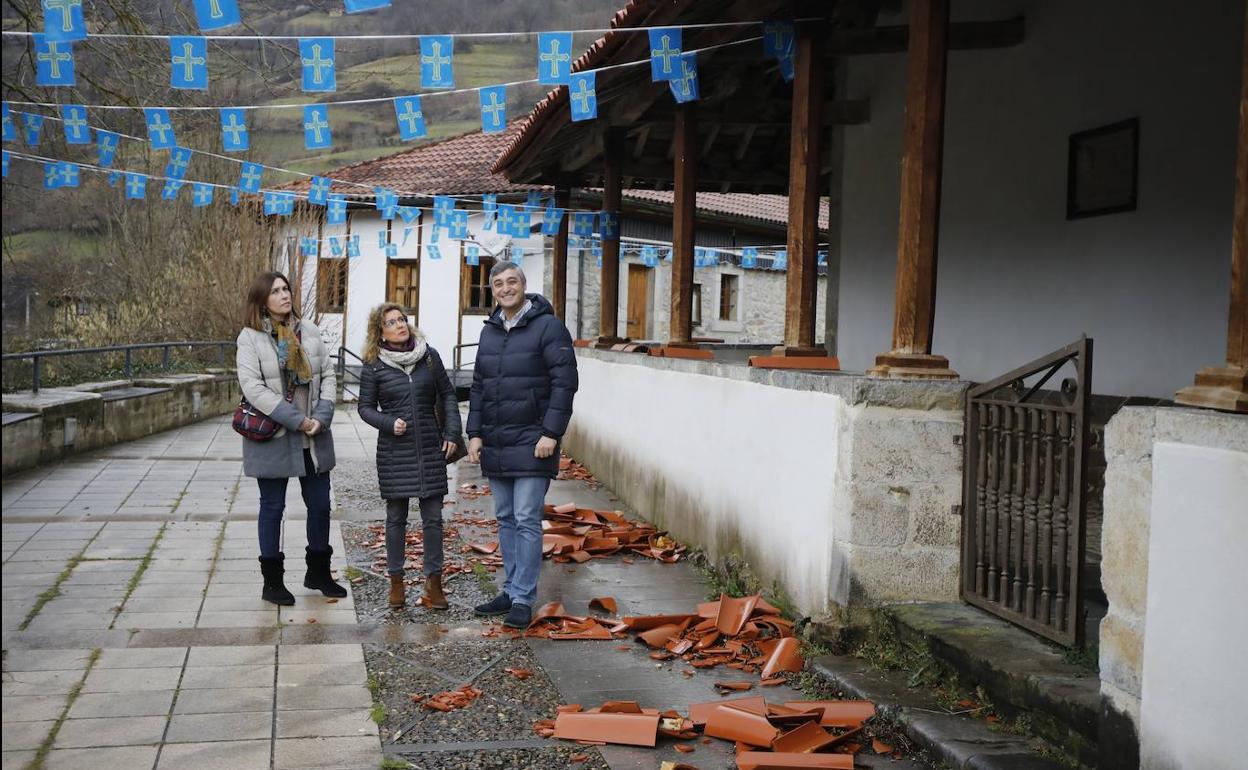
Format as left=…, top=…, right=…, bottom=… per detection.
left=316, top=244, right=348, bottom=314
left=718, top=273, right=738, bottom=322
left=460, top=249, right=497, bottom=315
left=691, top=282, right=703, bottom=327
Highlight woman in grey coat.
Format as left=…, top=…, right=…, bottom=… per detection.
left=357, top=303, right=462, bottom=611
left=236, top=271, right=346, bottom=605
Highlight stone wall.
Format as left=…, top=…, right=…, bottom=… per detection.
left=1099, top=406, right=1248, bottom=769
left=2, top=373, right=239, bottom=474
left=561, top=348, right=965, bottom=619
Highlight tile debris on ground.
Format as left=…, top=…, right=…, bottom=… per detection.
left=4, top=410, right=931, bottom=770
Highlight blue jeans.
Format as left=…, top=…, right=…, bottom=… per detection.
left=257, top=450, right=332, bottom=559
left=490, top=476, right=550, bottom=607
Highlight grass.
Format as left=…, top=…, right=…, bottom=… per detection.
left=471, top=560, right=496, bottom=593
left=378, top=758, right=410, bottom=770
left=17, top=557, right=83, bottom=631
left=108, top=522, right=168, bottom=628
left=3, top=229, right=103, bottom=266
left=1060, top=642, right=1099, bottom=672
left=344, top=565, right=365, bottom=582
left=24, top=648, right=102, bottom=770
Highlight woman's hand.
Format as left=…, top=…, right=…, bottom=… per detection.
left=302, top=419, right=322, bottom=436
left=442, top=440, right=457, bottom=460
left=298, top=417, right=316, bottom=434
left=393, top=418, right=407, bottom=436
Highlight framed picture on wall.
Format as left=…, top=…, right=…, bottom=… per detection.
left=1066, top=118, right=1139, bottom=220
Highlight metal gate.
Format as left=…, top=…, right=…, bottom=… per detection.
left=961, top=338, right=1092, bottom=646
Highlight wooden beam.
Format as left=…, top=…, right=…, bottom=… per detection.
left=735, top=124, right=757, bottom=161
left=669, top=103, right=697, bottom=346
left=701, top=124, right=721, bottom=159
left=779, top=25, right=823, bottom=352
left=597, top=132, right=625, bottom=346
left=1176, top=10, right=1248, bottom=411
left=551, top=186, right=571, bottom=320
left=632, top=125, right=650, bottom=160
left=870, top=0, right=958, bottom=379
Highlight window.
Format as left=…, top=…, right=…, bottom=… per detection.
left=75, top=300, right=91, bottom=316
left=317, top=256, right=348, bottom=313
left=691, top=283, right=702, bottom=326
left=718, top=274, right=738, bottom=321
left=461, top=253, right=497, bottom=314
left=386, top=219, right=420, bottom=314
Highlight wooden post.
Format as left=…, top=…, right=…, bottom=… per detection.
left=596, top=133, right=624, bottom=346
left=868, top=0, right=958, bottom=379
left=1176, top=12, right=1248, bottom=412
left=669, top=102, right=698, bottom=348
left=551, top=186, right=570, bottom=320
left=780, top=25, right=823, bottom=354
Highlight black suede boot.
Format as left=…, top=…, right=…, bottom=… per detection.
left=303, top=546, right=348, bottom=598
left=259, top=553, right=295, bottom=606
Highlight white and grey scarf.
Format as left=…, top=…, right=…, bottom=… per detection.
left=378, top=332, right=428, bottom=373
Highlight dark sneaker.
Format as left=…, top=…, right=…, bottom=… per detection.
left=473, top=592, right=512, bottom=616
left=503, top=603, right=532, bottom=629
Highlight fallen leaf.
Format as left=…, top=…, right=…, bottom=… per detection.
left=569, top=753, right=589, bottom=763
left=872, top=738, right=893, bottom=754
left=674, top=743, right=695, bottom=753
left=505, top=667, right=533, bottom=680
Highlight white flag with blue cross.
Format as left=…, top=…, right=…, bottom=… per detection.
left=42, top=0, right=86, bottom=43
left=496, top=204, right=519, bottom=237
left=301, top=237, right=318, bottom=256
left=328, top=237, right=343, bottom=256
left=22, top=113, right=45, bottom=145
left=238, top=161, right=262, bottom=194
left=346, top=235, right=361, bottom=258
left=220, top=108, right=248, bottom=151
left=482, top=193, right=498, bottom=230
left=193, top=0, right=240, bottom=32
left=466, top=245, right=480, bottom=266
left=420, top=36, right=454, bottom=89
left=60, top=104, right=90, bottom=144
left=772, top=248, right=787, bottom=270
left=263, top=191, right=281, bottom=215
left=537, top=32, right=573, bottom=85
left=97, top=130, right=118, bottom=166
left=450, top=210, right=469, bottom=240
left=303, top=105, right=332, bottom=149
left=649, top=28, right=682, bottom=81
left=741, top=247, right=758, bottom=268
left=57, top=161, right=79, bottom=188
left=125, top=172, right=146, bottom=199
left=43, top=162, right=60, bottom=189
left=170, top=36, right=209, bottom=90
left=479, top=86, right=507, bottom=134
left=300, top=38, right=336, bottom=92
left=670, top=53, right=699, bottom=103
left=162, top=180, right=184, bottom=201
left=229, top=186, right=240, bottom=206
left=308, top=176, right=331, bottom=206
left=763, top=21, right=795, bottom=61
left=144, top=108, right=176, bottom=149
left=599, top=211, right=618, bottom=241
left=2, top=150, right=9, bottom=178
left=34, top=35, right=75, bottom=86
left=192, top=183, right=214, bottom=207
left=572, top=211, right=595, bottom=237
left=394, top=96, right=426, bottom=140
left=569, top=71, right=597, bottom=122
left=165, top=146, right=192, bottom=179
left=541, top=206, right=564, bottom=236
left=426, top=244, right=442, bottom=260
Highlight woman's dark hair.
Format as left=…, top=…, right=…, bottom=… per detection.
left=242, top=271, right=298, bottom=331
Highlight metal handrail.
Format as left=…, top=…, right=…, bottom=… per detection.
left=453, top=342, right=478, bottom=373
left=334, top=346, right=365, bottom=401
left=2, top=341, right=235, bottom=393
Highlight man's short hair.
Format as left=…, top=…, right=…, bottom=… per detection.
left=489, top=260, right=526, bottom=284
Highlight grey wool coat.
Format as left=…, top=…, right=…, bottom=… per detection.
left=356, top=348, right=462, bottom=499
left=235, top=319, right=337, bottom=479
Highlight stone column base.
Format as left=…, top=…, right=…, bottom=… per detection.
left=868, top=351, right=959, bottom=380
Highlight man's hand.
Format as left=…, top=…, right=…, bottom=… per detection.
left=535, top=436, right=557, bottom=459
left=302, top=419, right=322, bottom=436
left=468, top=437, right=483, bottom=463
left=393, top=418, right=407, bottom=436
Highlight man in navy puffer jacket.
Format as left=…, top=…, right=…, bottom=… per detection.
left=467, top=261, right=578, bottom=628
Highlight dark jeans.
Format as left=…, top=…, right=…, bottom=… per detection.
left=385, top=496, right=444, bottom=576
left=257, top=450, right=332, bottom=559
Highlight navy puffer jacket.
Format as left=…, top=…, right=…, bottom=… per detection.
left=466, top=294, right=578, bottom=479
left=357, top=348, right=462, bottom=499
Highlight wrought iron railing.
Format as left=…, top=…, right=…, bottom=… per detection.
left=333, top=346, right=364, bottom=402
left=2, top=341, right=235, bottom=393
left=961, top=337, right=1093, bottom=647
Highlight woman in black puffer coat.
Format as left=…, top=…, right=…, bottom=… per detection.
left=357, top=303, right=463, bottom=611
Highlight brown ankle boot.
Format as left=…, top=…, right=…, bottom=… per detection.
left=388, top=573, right=406, bottom=610
left=424, top=573, right=449, bottom=610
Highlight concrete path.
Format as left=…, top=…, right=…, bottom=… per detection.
left=4, top=408, right=929, bottom=770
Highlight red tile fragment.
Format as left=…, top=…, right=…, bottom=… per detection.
left=588, top=597, right=618, bottom=615
left=553, top=711, right=661, bottom=747
left=770, top=721, right=839, bottom=754
left=781, top=701, right=875, bottom=729
left=736, top=751, right=854, bottom=769
left=703, top=703, right=781, bottom=747
left=872, top=738, right=893, bottom=755
left=759, top=637, right=804, bottom=679
left=714, top=681, right=755, bottom=692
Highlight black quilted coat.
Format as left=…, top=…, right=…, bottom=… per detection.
left=466, top=294, right=578, bottom=479
left=357, top=348, right=462, bottom=499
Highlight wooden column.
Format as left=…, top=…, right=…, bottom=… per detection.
left=1176, top=12, right=1248, bottom=412
left=753, top=23, right=839, bottom=370
left=596, top=133, right=625, bottom=346
left=551, top=186, right=571, bottom=320
left=868, top=0, right=958, bottom=379
left=668, top=102, right=701, bottom=353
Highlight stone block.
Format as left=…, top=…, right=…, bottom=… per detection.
left=1098, top=612, right=1144, bottom=699
left=69, top=691, right=175, bottom=719
left=165, top=712, right=272, bottom=743
left=1103, top=407, right=1156, bottom=462
left=846, top=483, right=910, bottom=547
left=53, top=715, right=168, bottom=748
left=172, top=687, right=273, bottom=715
left=909, top=483, right=963, bottom=548
left=155, top=739, right=269, bottom=770
left=846, top=544, right=960, bottom=604
left=43, top=745, right=159, bottom=770
left=273, top=736, right=382, bottom=770
left=1100, top=466, right=1152, bottom=618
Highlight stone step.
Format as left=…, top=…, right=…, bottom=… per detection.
left=879, top=602, right=1100, bottom=766
left=812, top=653, right=1072, bottom=770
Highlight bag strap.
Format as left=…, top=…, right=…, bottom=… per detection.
left=427, top=355, right=446, bottom=434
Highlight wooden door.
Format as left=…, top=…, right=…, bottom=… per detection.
left=626, top=264, right=649, bottom=339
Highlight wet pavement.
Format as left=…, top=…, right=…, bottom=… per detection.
left=4, top=408, right=931, bottom=770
